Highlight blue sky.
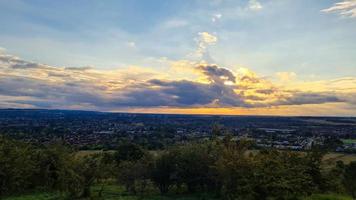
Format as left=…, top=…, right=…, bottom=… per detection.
left=1, top=0, right=355, bottom=77
left=0, top=0, right=356, bottom=115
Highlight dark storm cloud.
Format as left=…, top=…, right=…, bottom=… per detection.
left=114, top=79, right=246, bottom=107
left=197, top=65, right=236, bottom=84
left=0, top=75, right=109, bottom=108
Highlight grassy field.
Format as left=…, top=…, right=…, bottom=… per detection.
left=75, top=150, right=115, bottom=158
left=2, top=192, right=62, bottom=200
left=304, top=194, right=353, bottom=200
left=342, top=139, right=356, bottom=144
left=4, top=191, right=353, bottom=200
left=3, top=185, right=354, bottom=200
left=323, top=153, right=356, bottom=165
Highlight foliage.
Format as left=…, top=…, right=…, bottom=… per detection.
left=1, top=136, right=355, bottom=199
left=343, top=161, right=356, bottom=199
left=116, top=154, right=153, bottom=195
left=114, top=143, right=145, bottom=163
left=0, top=136, right=37, bottom=195
left=151, top=151, right=177, bottom=194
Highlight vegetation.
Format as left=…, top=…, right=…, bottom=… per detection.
left=1, top=135, right=356, bottom=200
left=341, top=139, right=356, bottom=145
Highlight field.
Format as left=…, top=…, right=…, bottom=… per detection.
left=3, top=186, right=353, bottom=200
left=323, top=153, right=356, bottom=165
left=304, top=194, right=353, bottom=200
left=3, top=185, right=219, bottom=200
left=342, top=139, right=356, bottom=144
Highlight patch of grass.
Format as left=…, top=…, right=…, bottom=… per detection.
left=342, top=139, right=356, bottom=145
left=303, top=194, right=353, bottom=200
left=3, top=192, right=353, bottom=200
left=323, top=153, right=356, bottom=166
left=90, top=185, right=218, bottom=200
left=75, top=150, right=115, bottom=158
left=3, top=192, right=63, bottom=200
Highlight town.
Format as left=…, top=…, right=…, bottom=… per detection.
left=0, top=109, right=355, bottom=153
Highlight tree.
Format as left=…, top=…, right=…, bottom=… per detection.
left=0, top=137, right=83, bottom=198
left=324, top=161, right=345, bottom=193
left=215, top=139, right=254, bottom=200
left=96, top=152, right=116, bottom=197
left=34, top=143, right=82, bottom=197
left=0, top=137, right=37, bottom=195
left=151, top=152, right=177, bottom=194
left=77, top=155, right=101, bottom=198
left=253, top=150, right=313, bottom=200
left=305, top=147, right=326, bottom=192
left=343, top=161, right=356, bottom=199
left=116, top=154, right=153, bottom=195
left=114, top=142, right=145, bottom=163
left=174, top=143, right=218, bottom=193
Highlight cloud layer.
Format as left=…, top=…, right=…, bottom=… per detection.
left=322, top=0, right=356, bottom=18
left=1, top=50, right=355, bottom=115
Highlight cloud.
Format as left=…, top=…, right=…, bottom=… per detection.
left=198, top=32, right=218, bottom=45
left=161, top=19, right=189, bottom=29
left=195, top=32, right=218, bottom=61
left=322, top=0, right=356, bottom=18
left=0, top=51, right=355, bottom=113
left=211, top=13, right=222, bottom=22
left=0, top=53, right=52, bottom=69
left=65, top=66, right=93, bottom=71
left=114, top=65, right=344, bottom=108
left=197, top=65, right=236, bottom=84
left=126, top=41, right=136, bottom=48
left=273, top=92, right=344, bottom=106
left=276, top=72, right=297, bottom=82
left=248, top=0, right=263, bottom=11
left=116, top=79, right=246, bottom=107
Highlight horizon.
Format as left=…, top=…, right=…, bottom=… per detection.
left=2, top=108, right=356, bottom=118
left=1, top=0, right=356, bottom=116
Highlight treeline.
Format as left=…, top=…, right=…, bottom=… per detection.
left=1, top=136, right=356, bottom=200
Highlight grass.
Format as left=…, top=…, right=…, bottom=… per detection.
left=75, top=150, right=115, bottom=158
left=90, top=185, right=218, bottom=200
left=3, top=184, right=353, bottom=200
left=4, top=192, right=353, bottom=200
left=342, top=139, right=356, bottom=145
left=2, top=192, right=62, bottom=200
left=323, top=153, right=356, bottom=166
left=303, top=194, right=353, bottom=200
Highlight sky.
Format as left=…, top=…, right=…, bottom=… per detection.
left=0, top=0, right=356, bottom=116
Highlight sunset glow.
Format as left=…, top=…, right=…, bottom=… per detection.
left=0, top=0, right=355, bottom=116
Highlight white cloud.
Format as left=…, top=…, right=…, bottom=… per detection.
left=198, top=32, right=218, bottom=44
left=127, top=41, right=136, bottom=48
left=194, top=32, right=218, bottom=61
left=161, top=19, right=189, bottom=29
left=248, top=0, right=263, bottom=11
left=322, top=0, right=356, bottom=18
left=211, top=13, right=222, bottom=22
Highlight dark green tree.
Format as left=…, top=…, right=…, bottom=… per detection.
left=151, top=152, right=177, bottom=194
left=115, top=142, right=145, bottom=163
left=343, top=161, right=356, bottom=199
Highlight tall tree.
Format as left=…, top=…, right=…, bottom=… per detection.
left=344, top=161, right=356, bottom=199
